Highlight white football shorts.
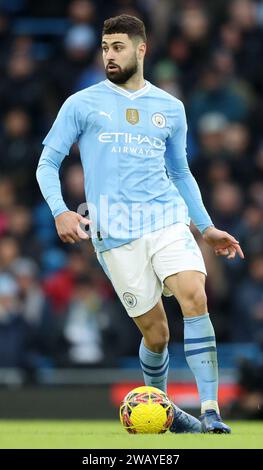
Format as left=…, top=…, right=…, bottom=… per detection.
left=97, top=223, right=207, bottom=318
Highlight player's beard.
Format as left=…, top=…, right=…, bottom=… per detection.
left=106, top=55, right=138, bottom=84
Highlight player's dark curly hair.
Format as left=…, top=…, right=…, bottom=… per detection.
left=102, top=14, right=147, bottom=43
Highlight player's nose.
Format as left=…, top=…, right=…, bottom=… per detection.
left=105, top=49, right=115, bottom=61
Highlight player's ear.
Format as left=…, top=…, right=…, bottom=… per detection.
left=137, top=42, right=146, bottom=59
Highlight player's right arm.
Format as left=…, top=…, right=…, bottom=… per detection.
left=36, top=95, right=90, bottom=243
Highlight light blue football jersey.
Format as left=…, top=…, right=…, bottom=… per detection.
left=39, top=79, right=213, bottom=252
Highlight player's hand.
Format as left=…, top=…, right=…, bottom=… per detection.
left=202, top=226, right=244, bottom=259
left=55, top=211, right=91, bottom=244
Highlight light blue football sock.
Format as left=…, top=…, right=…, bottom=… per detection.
left=184, top=314, right=219, bottom=411
left=139, top=338, right=169, bottom=393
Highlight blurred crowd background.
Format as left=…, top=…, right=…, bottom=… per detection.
left=0, top=0, right=262, bottom=415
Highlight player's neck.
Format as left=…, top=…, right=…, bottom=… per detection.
left=113, top=74, right=145, bottom=91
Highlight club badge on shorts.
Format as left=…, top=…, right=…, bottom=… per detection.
left=126, top=109, right=139, bottom=125
left=123, top=292, right=137, bottom=308
left=152, top=112, right=166, bottom=128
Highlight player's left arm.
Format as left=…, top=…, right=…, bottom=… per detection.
left=202, top=226, right=244, bottom=259
left=164, top=100, right=244, bottom=259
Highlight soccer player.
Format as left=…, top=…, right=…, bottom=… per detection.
left=37, top=15, right=244, bottom=433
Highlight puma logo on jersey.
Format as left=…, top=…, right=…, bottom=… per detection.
left=99, top=111, right=113, bottom=121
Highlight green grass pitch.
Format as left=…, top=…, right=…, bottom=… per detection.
left=0, top=421, right=262, bottom=449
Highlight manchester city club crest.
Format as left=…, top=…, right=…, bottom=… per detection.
left=123, top=292, right=137, bottom=308
left=126, top=109, right=139, bottom=125
left=152, top=112, right=166, bottom=128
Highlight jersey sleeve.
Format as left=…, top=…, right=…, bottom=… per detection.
left=43, top=95, right=84, bottom=154
left=36, top=145, right=69, bottom=218
left=164, top=100, right=213, bottom=233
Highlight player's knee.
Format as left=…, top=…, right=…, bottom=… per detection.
left=144, top=323, right=170, bottom=353
left=181, top=288, right=207, bottom=315
left=147, top=337, right=169, bottom=353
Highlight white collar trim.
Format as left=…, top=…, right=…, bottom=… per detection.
left=104, top=79, right=151, bottom=100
